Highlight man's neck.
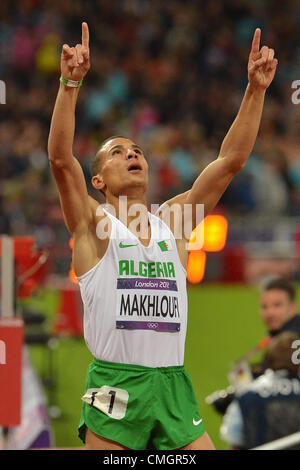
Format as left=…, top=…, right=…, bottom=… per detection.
left=105, top=193, right=149, bottom=227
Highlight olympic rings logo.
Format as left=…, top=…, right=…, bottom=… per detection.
left=147, top=323, right=159, bottom=329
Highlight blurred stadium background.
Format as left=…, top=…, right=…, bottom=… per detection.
left=0, top=0, right=300, bottom=450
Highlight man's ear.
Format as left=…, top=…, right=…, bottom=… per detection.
left=92, top=174, right=106, bottom=192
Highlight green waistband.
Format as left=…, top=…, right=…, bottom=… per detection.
left=92, top=357, right=185, bottom=373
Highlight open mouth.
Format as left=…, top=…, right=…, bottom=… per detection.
left=127, top=162, right=142, bottom=173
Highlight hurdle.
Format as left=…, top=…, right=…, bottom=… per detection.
left=1, top=235, right=14, bottom=318
left=0, top=236, right=24, bottom=449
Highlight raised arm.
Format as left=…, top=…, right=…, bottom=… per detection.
left=48, top=22, right=97, bottom=234
left=159, top=29, right=278, bottom=231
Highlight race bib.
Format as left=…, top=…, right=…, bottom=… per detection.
left=82, top=386, right=129, bottom=420
left=116, top=277, right=181, bottom=332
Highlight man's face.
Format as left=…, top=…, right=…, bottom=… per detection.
left=96, top=137, right=149, bottom=196
left=260, top=289, right=297, bottom=332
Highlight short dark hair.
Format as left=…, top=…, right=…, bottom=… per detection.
left=265, top=331, right=300, bottom=373
left=263, top=278, right=296, bottom=302
left=91, top=135, right=127, bottom=176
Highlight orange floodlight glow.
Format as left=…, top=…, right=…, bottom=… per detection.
left=187, top=250, right=206, bottom=284
left=187, top=215, right=228, bottom=283
left=69, top=265, right=78, bottom=284
left=68, top=238, right=78, bottom=284
left=188, top=215, right=228, bottom=252
left=203, top=215, right=228, bottom=252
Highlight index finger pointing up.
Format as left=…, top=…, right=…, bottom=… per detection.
left=251, top=28, right=261, bottom=54
left=82, top=22, right=89, bottom=48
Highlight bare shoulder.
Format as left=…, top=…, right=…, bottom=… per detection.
left=155, top=192, right=190, bottom=269
left=155, top=190, right=190, bottom=236
left=72, top=197, right=111, bottom=277
left=156, top=191, right=190, bottom=215
left=87, top=195, right=112, bottom=238
left=88, top=195, right=104, bottom=220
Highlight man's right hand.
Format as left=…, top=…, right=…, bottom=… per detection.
left=61, top=22, right=90, bottom=81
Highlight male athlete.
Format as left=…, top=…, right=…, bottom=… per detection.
left=48, top=22, right=278, bottom=450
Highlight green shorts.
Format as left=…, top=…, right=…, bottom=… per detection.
left=78, top=358, right=205, bottom=450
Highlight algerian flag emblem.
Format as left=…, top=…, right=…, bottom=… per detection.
left=158, top=240, right=173, bottom=251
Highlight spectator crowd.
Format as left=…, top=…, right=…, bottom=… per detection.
left=0, top=0, right=299, bottom=264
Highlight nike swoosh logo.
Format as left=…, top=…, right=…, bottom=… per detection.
left=193, top=418, right=202, bottom=426
left=119, top=242, right=138, bottom=248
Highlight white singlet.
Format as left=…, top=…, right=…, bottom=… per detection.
left=77, top=208, right=188, bottom=368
